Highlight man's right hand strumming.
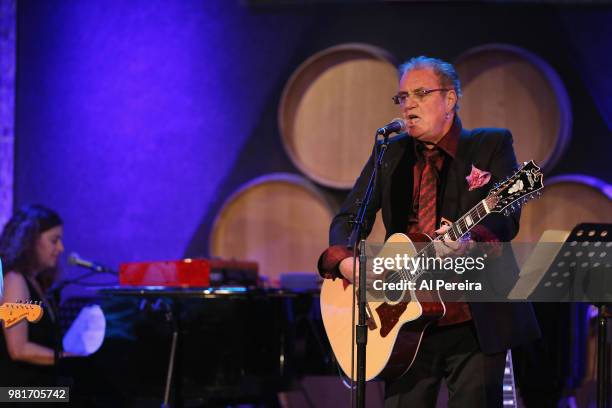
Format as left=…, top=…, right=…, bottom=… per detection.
left=338, top=257, right=359, bottom=282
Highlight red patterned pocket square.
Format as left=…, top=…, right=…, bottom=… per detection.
left=466, top=165, right=491, bottom=191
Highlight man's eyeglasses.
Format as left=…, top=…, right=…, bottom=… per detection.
left=392, top=88, right=451, bottom=105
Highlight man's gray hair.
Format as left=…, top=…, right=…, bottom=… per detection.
left=399, top=56, right=462, bottom=111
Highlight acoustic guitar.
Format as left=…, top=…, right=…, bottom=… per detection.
left=320, top=160, right=544, bottom=380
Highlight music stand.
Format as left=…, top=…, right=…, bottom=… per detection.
left=521, top=223, right=612, bottom=408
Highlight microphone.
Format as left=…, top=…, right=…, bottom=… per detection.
left=376, top=118, right=406, bottom=136
left=68, top=252, right=113, bottom=274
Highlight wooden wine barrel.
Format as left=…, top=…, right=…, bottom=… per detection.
left=515, top=175, right=612, bottom=244
left=455, top=44, right=571, bottom=174
left=279, top=43, right=399, bottom=189
left=210, top=173, right=335, bottom=285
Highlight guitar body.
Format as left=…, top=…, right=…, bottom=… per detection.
left=320, top=232, right=445, bottom=381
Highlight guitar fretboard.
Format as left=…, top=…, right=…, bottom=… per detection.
left=443, top=199, right=492, bottom=242
left=410, top=198, right=493, bottom=279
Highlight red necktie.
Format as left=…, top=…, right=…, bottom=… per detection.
left=417, top=147, right=441, bottom=237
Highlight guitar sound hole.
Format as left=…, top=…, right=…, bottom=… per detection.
left=384, top=270, right=406, bottom=303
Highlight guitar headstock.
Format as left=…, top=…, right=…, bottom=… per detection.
left=0, top=301, right=44, bottom=329
left=485, top=160, right=544, bottom=215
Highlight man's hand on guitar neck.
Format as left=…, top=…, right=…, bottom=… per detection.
left=434, top=224, right=475, bottom=258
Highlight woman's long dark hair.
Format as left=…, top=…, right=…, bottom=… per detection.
left=0, top=205, right=62, bottom=291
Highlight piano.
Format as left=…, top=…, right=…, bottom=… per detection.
left=59, top=287, right=334, bottom=407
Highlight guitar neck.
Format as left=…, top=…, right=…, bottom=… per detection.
left=420, top=198, right=492, bottom=260
left=443, top=199, right=492, bottom=241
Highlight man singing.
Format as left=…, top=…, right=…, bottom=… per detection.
left=318, top=56, right=540, bottom=407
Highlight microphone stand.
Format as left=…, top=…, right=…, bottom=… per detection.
left=348, top=131, right=390, bottom=408
left=46, top=282, right=63, bottom=386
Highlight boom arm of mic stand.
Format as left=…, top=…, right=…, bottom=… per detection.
left=92, top=265, right=118, bottom=275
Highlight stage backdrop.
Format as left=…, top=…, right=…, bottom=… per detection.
left=12, top=0, right=612, bottom=297
left=0, top=0, right=15, bottom=228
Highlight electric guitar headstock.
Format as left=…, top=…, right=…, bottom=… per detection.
left=485, top=160, right=544, bottom=215
left=0, top=301, right=44, bottom=329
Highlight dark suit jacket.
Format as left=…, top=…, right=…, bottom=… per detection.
left=326, top=122, right=541, bottom=353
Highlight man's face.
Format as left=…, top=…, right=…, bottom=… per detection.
left=397, top=68, right=456, bottom=144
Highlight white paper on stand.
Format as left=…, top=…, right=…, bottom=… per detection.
left=62, top=304, right=106, bottom=356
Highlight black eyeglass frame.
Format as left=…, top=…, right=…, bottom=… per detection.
left=391, top=88, right=452, bottom=105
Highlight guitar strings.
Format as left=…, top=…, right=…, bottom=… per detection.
left=370, top=166, right=541, bottom=301
left=381, top=200, right=488, bottom=287
left=384, top=186, right=515, bottom=285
